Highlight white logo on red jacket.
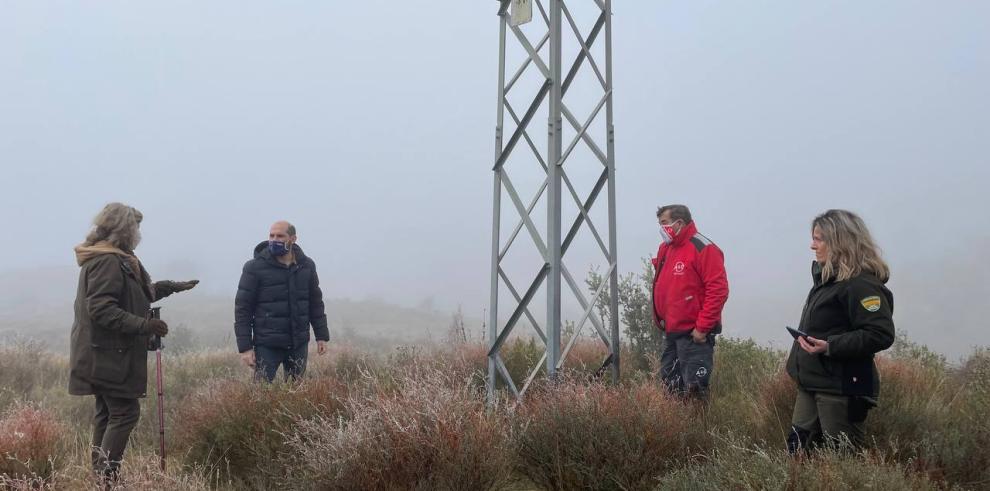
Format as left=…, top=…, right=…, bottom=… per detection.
left=673, top=261, right=686, bottom=275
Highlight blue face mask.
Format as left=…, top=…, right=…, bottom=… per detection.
left=268, top=240, right=290, bottom=257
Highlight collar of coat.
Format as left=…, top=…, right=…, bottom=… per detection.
left=670, top=221, right=699, bottom=247
left=74, top=241, right=156, bottom=300
left=253, top=240, right=310, bottom=268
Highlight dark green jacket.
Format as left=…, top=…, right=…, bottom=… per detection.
left=786, top=262, right=895, bottom=397
left=69, top=252, right=173, bottom=399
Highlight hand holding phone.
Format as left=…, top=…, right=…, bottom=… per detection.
left=786, top=326, right=811, bottom=341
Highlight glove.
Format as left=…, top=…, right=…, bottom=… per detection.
left=172, top=279, right=199, bottom=292
left=156, top=279, right=199, bottom=299
left=145, top=319, right=169, bottom=337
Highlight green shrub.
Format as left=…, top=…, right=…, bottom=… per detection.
left=500, top=336, right=545, bottom=388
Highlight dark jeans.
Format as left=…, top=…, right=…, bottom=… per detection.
left=91, top=395, right=141, bottom=477
left=660, top=331, right=715, bottom=400
left=254, top=344, right=309, bottom=382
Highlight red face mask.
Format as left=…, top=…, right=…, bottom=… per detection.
left=660, top=222, right=679, bottom=244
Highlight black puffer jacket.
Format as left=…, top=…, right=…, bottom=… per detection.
left=786, top=262, right=895, bottom=397
left=234, top=241, right=329, bottom=353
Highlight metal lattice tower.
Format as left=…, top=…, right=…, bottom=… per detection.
left=488, top=0, right=619, bottom=402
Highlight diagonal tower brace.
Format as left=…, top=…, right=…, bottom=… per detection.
left=488, top=0, right=619, bottom=403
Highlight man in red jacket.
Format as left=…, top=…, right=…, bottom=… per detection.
left=652, top=204, right=729, bottom=400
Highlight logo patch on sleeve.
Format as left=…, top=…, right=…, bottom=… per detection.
left=860, top=296, right=882, bottom=312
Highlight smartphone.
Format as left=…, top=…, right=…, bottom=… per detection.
left=786, top=326, right=811, bottom=341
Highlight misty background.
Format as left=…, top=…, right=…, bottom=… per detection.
left=1, top=1, right=987, bottom=358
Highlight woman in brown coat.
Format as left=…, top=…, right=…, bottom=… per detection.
left=68, top=203, right=198, bottom=482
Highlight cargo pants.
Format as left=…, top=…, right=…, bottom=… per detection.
left=660, top=331, right=715, bottom=401
left=788, top=386, right=874, bottom=453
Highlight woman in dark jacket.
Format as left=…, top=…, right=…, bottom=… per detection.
left=786, top=209, right=895, bottom=452
left=68, top=203, right=198, bottom=482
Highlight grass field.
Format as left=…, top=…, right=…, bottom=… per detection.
left=1, top=334, right=988, bottom=490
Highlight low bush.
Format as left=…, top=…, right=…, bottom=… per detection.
left=0, top=341, right=66, bottom=414
left=515, top=379, right=710, bottom=491
left=283, top=370, right=513, bottom=491
left=172, top=377, right=349, bottom=488
left=707, top=338, right=792, bottom=445
left=660, top=436, right=943, bottom=491
left=0, top=403, right=65, bottom=481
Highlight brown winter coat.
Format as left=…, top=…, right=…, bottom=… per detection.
left=68, top=243, right=166, bottom=399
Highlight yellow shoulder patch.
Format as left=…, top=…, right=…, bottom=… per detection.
left=861, top=296, right=881, bottom=312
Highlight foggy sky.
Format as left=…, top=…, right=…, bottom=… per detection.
left=1, top=1, right=988, bottom=357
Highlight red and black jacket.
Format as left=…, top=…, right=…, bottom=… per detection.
left=651, top=222, right=729, bottom=335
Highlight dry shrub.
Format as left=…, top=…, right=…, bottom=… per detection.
left=739, top=368, right=798, bottom=446
left=661, top=435, right=941, bottom=491
left=515, top=379, right=710, bottom=491
left=283, top=370, right=513, bottom=491
left=854, top=355, right=990, bottom=488
left=560, top=337, right=612, bottom=377
left=0, top=453, right=213, bottom=491
left=0, top=474, right=56, bottom=490
left=0, top=403, right=65, bottom=480
left=304, top=343, right=384, bottom=384
left=172, top=377, right=348, bottom=488
left=438, top=341, right=488, bottom=384
left=500, top=336, right=621, bottom=390
left=381, top=344, right=489, bottom=393
left=869, top=357, right=946, bottom=446
left=704, top=338, right=792, bottom=446
left=955, top=348, right=990, bottom=426
left=0, top=341, right=66, bottom=411
left=109, top=454, right=212, bottom=490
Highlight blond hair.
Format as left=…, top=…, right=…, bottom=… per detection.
left=813, top=209, right=889, bottom=283
left=83, top=203, right=144, bottom=252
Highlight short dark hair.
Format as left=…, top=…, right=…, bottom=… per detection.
left=287, top=223, right=297, bottom=236
left=656, top=204, right=692, bottom=223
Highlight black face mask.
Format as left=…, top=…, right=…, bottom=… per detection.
left=268, top=240, right=290, bottom=257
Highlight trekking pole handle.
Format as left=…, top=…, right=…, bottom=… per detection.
left=148, top=307, right=164, bottom=350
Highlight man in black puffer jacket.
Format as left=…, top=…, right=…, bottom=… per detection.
left=234, top=221, right=329, bottom=382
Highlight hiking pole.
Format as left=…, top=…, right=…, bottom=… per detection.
left=149, top=307, right=166, bottom=472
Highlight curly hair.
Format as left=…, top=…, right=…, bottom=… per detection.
left=813, top=209, right=889, bottom=283
left=82, top=202, right=144, bottom=252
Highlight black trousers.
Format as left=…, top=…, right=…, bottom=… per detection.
left=91, top=394, right=141, bottom=476
left=660, top=331, right=715, bottom=400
